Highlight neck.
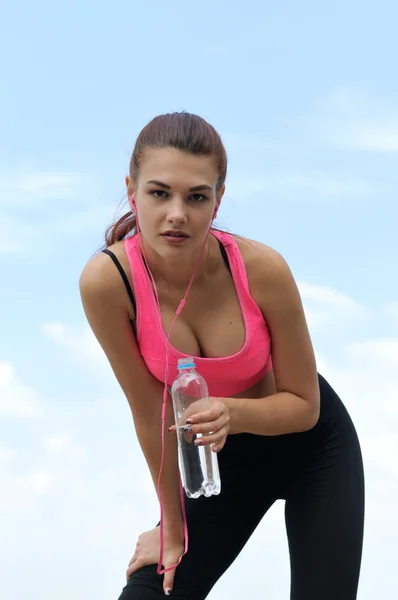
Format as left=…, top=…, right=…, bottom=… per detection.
left=140, top=232, right=216, bottom=292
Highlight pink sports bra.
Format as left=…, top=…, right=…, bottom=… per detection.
left=123, top=229, right=272, bottom=395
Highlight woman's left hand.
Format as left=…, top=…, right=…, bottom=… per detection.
left=168, top=397, right=231, bottom=452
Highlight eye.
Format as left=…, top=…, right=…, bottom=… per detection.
left=150, top=190, right=168, bottom=199
left=149, top=190, right=208, bottom=202
left=190, top=194, right=208, bottom=202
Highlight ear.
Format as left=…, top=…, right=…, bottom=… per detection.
left=126, top=176, right=136, bottom=211
left=213, top=202, right=220, bottom=220
left=213, top=185, right=225, bottom=219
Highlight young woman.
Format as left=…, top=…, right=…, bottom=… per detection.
left=79, top=112, right=364, bottom=599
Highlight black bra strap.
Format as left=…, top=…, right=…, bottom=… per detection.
left=101, top=249, right=137, bottom=315
left=218, top=239, right=232, bottom=274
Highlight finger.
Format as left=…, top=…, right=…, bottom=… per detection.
left=194, top=427, right=228, bottom=448
left=126, top=559, right=140, bottom=581
left=163, top=567, right=177, bottom=596
left=188, top=414, right=226, bottom=436
left=127, top=554, right=137, bottom=568
left=186, top=406, right=222, bottom=425
left=167, top=425, right=176, bottom=433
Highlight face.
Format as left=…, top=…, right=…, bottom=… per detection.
left=126, top=147, right=225, bottom=255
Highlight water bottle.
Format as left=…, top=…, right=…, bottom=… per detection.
left=171, top=357, right=221, bottom=499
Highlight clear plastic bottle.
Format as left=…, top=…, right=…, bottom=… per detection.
left=171, top=357, right=221, bottom=498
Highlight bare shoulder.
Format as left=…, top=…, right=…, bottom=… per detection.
left=79, top=241, right=135, bottom=319
left=79, top=249, right=121, bottom=306
left=232, top=234, right=293, bottom=294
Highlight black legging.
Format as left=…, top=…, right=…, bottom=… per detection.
left=118, top=374, right=364, bottom=599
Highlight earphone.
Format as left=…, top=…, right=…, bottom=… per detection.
left=128, top=191, right=220, bottom=575
left=129, top=194, right=136, bottom=213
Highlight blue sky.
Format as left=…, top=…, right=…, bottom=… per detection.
left=1, top=1, right=398, bottom=599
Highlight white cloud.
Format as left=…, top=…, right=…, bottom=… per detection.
left=0, top=167, right=83, bottom=206
left=43, top=433, right=89, bottom=459
left=317, top=335, right=398, bottom=453
left=0, top=164, right=116, bottom=254
left=330, top=338, right=398, bottom=426
left=386, top=302, right=398, bottom=327
left=41, top=322, right=111, bottom=377
left=11, top=470, right=53, bottom=495
left=346, top=338, right=398, bottom=368
left=298, top=282, right=368, bottom=332
left=0, top=379, right=157, bottom=597
left=0, top=215, right=38, bottom=253
left=0, top=361, right=41, bottom=419
left=44, top=433, right=72, bottom=453
left=0, top=445, right=17, bottom=464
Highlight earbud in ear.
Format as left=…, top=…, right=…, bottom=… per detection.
left=129, top=194, right=136, bottom=213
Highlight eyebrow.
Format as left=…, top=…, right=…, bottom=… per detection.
left=146, top=179, right=213, bottom=192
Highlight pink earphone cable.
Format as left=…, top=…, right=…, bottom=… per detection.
left=131, top=195, right=214, bottom=575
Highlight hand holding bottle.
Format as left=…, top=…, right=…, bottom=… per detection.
left=169, top=396, right=231, bottom=453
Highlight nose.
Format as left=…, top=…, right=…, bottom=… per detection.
left=166, top=198, right=187, bottom=225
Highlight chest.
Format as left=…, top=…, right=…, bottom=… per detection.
left=156, top=271, right=246, bottom=359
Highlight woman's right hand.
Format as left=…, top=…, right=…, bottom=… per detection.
left=126, top=524, right=185, bottom=595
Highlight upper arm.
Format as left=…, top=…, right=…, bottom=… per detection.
left=249, top=243, right=320, bottom=414
left=79, top=252, right=164, bottom=424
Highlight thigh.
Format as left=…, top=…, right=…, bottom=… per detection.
left=285, top=381, right=365, bottom=599
left=117, top=435, right=278, bottom=600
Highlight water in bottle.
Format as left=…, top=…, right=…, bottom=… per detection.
left=171, top=357, right=221, bottom=498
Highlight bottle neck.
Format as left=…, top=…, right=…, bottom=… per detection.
left=178, top=367, right=196, bottom=374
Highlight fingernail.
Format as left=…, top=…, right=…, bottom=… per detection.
left=165, top=588, right=172, bottom=595
left=167, top=426, right=172, bottom=432
left=186, top=418, right=193, bottom=424
left=194, top=439, right=203, bottom=446
left=183, top=425, right=192, bottom=433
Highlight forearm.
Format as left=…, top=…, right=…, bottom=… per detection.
left=225, top=391, right=320, bottom=436
left=133, top=398, right=184, bottom=530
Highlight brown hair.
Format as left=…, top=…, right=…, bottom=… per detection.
left=103, top=112, right=228, bottom=248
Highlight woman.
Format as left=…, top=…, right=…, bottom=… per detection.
left=79, top=112, right=364, bottom=599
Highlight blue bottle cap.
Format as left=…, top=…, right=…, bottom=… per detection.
left=177, top=357, right=196, bottom=370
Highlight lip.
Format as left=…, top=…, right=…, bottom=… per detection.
left=161, top=230, right=190, bottom=238
left=161, top=232, right=190, bottom=245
